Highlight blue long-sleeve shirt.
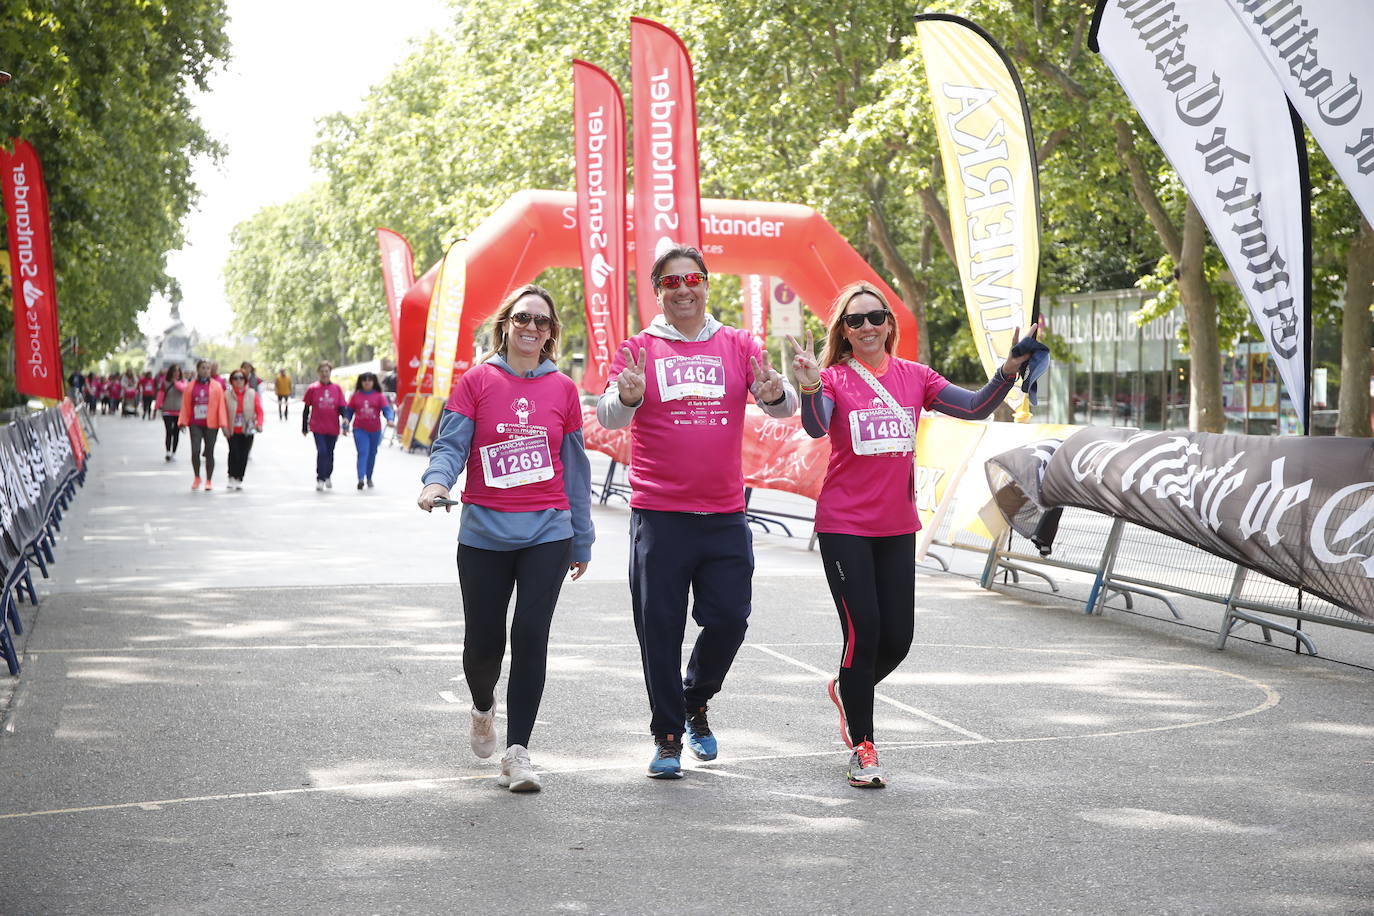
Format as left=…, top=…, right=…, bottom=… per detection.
left=800, top=366, right=1016, bottom=437
left=421, top=357, right=594, bottom=563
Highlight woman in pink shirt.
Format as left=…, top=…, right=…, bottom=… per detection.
left=345, top=372, right=395, bottom=489
left=794, top=282, right=1041, bottom=789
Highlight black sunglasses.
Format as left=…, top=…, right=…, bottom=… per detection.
left=509, top=311, right=553, bottom=331
left=842, top=309, right=891, bottom=329
left=230, top=374, right=246, bottom=381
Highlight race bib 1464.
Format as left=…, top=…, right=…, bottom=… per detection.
left=655, top=355, right=726, bottom=402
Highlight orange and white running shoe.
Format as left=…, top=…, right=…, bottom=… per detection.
left=847, top=740, right=885, bottom=788
left=827, top=677, right=853, bottom=749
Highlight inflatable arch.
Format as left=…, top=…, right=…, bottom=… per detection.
left=399, top=189, right=915, bottom=401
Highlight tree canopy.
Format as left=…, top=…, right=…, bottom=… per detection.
left=0, top=0, right=230, bottom=403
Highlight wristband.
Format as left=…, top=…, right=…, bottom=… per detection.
left=763, top=392, right=787, bottom=407
left=798, top=381, right=822, bottom=395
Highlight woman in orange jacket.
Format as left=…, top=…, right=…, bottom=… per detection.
left=178, top=359, right=230, bottom=491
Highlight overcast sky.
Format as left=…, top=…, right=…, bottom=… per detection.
left=140, top=0, right=453, bottom=340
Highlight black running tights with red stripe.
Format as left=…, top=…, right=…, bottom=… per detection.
left=817, top=532, right=916, bottom=747
left=456, top=539, right=571, bottom=749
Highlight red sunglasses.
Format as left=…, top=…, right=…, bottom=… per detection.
left=657, top=272, right=707, bottom=290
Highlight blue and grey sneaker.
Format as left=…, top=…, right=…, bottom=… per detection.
left=648, top=735, right=684, bottom=779
left=685, top=706, right=718, bottom=761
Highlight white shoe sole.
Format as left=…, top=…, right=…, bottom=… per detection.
left=499, top=771, right=541, bottom=792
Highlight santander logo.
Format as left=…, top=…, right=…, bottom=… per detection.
left=23, top=280, right=42, bottom=308
left=590, top=253, right=614, bottom=288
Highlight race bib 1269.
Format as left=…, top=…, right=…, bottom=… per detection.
left=655, top=355, right=726, bottom=402
left=480, top=434, right=555, bottom=489
left=849, top=406, right=916, bottom=455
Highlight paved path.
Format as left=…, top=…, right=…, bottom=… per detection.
left=2, top=410, right=1372, bottom=914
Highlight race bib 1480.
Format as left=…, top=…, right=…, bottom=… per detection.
left=849, top=406, right=916, bottom=455
left=480, top=434, right=554, bottom=489
left=655, top=355, right=726, bottom=402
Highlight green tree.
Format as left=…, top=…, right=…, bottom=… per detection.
left=0, top=0, right=229, bottom=404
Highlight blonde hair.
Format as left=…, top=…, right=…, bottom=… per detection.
left=481, top=284, right=561, bottom=364
left=819, top=282, right=899, bottom=368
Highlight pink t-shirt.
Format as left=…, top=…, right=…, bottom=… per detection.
left=304, top=382, right=346, bottom=435
left=608, top=327, right=765, bottom=514
left=139, top=378, right=156, bottom=396
left=349, top=390, right=389, bottom=432
left=188, top=380, right=212, bottom=427
left=108, top=381, right=123, bottom=399
left=814, top=357, right=950, bottom=537
left=446, top=363, right=582, bottom=512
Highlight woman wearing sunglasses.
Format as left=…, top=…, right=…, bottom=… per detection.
left=416, top=284, right=593, bottom=793
left=791, top=282, right=1041, bottom=789
left=224, top=370, right=265, bottom=490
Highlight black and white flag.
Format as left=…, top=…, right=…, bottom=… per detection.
left=1225, top=0, right=1374, bottom=226
left=1091, top=0, right=1312, bottom=430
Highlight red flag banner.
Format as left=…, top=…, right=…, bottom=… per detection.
left=1, top=139, right=63, bottom=400
left=630, top=17, right=702, bottom=329
left=573, top=60, right=629, bottom=394
left=376, top=227, right=416, bottom=357
left=398, top=262, right=439, bottom=405
left=742, top=274, right=768, bottom=348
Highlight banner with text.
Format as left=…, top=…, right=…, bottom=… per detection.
left=989, top=426, right=1374, bottom=617
left=631, top=17, right=702, bottom=329
left=574, top=60, right=629, bottom=394
left=1, top=139, right=64, bottom=400
left=917, top=15, right=1040, bottom=411
left=742, top=274, right=768, bottom=347
left=1091, top=0, right=1312, bottom=430
left=430, top=240, right=467, bottom=399
left=375, top=227, right=416, bottom=358
left=1225, top=0, right=1374, bottom=226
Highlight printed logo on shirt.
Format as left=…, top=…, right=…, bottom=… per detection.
left=496, top=396, right=548, bottom=437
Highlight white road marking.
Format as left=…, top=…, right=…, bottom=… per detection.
left=750, top=644, right=991, bottom=742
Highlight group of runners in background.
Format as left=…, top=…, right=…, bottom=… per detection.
left=82, top=359, right=397, bottom=494
left=69, top=369, right=159, bottom=419
left=418, top=244, right=1041, bottom=794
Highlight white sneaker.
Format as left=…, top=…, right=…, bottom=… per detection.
left=498, top=744, right=541, bottom=792
left=315, top=479, right=324, bottom=492
left=324, top=478, right=332, bottom=489
left=469, top=705, right=497, bottom=759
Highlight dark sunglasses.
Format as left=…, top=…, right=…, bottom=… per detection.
left=509, top=311, right=553, bottom=331
left=657, top=272, right=707, bottom=290
left=230, top=374, right=246, bottom=381
left=842, top=309, right=891, bottom=329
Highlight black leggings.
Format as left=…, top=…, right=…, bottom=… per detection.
left=818, top=532, right=916, bottom=746
left=162, top=414, right=181, bottom=453
left=456, top=538, right=571, bottom=749
left=188, top=425, right=218, bottom=481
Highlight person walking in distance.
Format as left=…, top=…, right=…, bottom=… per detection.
left=302, top=361, right=347, bottom=491
left=417, top=284, right=593, bottom=793
left=224, top=369, right=265, bottom=490
left=139, top=371, right=157, bottom=420
left=275, top=368, right=293, bottom=420
left=177, top=359, right=229, bottom=491
left=597, top=245, right=797, bottom=779
left=793, top=282, right=1042, bottom=788
left=346, top=372, right=394, bottom=490
left=155, top=364, right=188, bottom=461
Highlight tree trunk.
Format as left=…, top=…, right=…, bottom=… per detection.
left=1178, top=199, right=1225, bottom=432
left=1338, top=218, right=1374, bottom=437
left=866, top=181, right=932, bottom=365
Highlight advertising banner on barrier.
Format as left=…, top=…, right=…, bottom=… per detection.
left=1091, top=0, right=1312, bottom=430
left=989, top=427, right=1374, bottom=617
left=59, top=399, right=84, bottom=470
left=946, top=421, right=1083, bottom=542
left=630, top=17, right=702, bottom=329
left=1224, top=0, right=1374, bottom=226
left=916, top=16, right=1040, bottom=412
left=1, top=139, right=64, bottom=401
left=574, top=60, right=629, bottom=394
left=375, top=227, right=416, bottom=357
left=430, top=241, right=467, bottom=399
left=914, top=416, right=987, bottom=560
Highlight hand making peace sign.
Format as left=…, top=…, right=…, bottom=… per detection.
left=617, top=346, right=648, bottom=406
left=750, top=352, right=785, bottom=404
left=786, top=328, right=821, bottom=390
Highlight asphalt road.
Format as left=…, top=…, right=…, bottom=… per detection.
left=1, top=410, right=1371, bottom=915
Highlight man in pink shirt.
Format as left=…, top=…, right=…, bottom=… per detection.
left=597, top=245, right=797, bottom=779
